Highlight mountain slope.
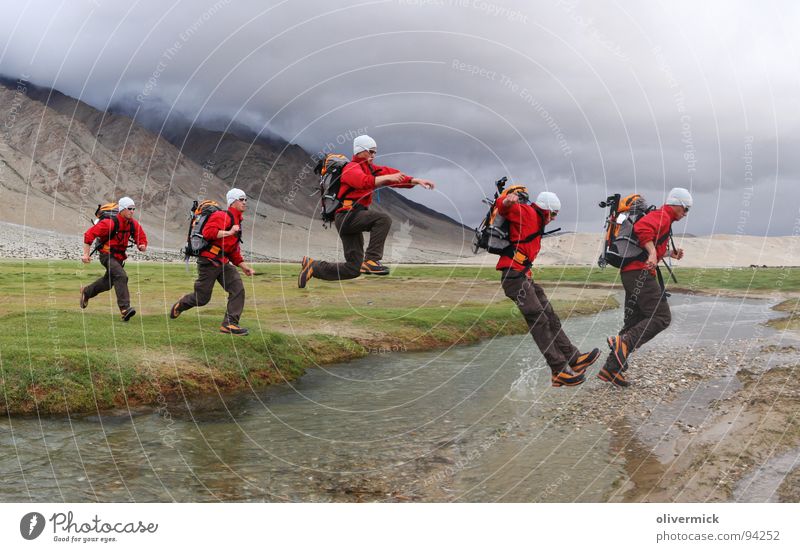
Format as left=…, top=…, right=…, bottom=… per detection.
left=0, top=78, right=470, bottom=261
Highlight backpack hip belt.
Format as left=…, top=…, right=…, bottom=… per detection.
left=339, top=199, right=367, bottom=212
left=510, top=250, right=532, bottom=268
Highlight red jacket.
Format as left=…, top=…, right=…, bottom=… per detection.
left=622, top=204, right=679, bottom=273
left=337, top=155, right=414, bottom=212
left=200, top=206, right=244, bottom=265
left=494, top=199, right=548, bottom=276
left=84, top=215, right=147, bottom=261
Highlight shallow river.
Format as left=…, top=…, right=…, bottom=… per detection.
left=0, top=293, right=784, bottom=502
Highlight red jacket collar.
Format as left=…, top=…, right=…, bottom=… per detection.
left=350, top=155, right=373, bottom=169
left=663, top=204, right=681, bottom=221
left=228, top=206, right=243, bottom=222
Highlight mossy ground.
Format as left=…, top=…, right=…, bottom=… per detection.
left=766, top=298, right=800, bottom=330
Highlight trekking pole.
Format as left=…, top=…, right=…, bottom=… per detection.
left=661, top=258, right=678, bottom=283
left=665, top=232, right=679, bottom=283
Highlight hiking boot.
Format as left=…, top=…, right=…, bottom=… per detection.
left=220, top=324, right=249, bottom=336
left=551, top=367, right=586, bottom=388
left=361, top=260, right=390, bottom=275
left=298, top=256, right=314, bottom=289
left=120, top=308, right=136, bottom=322
left=607, top=335, right=630, bottom=371
left=80, top=286, right=89, bottom=309
left=598, top=358, right=630, bottom=387
left=569, top=348, right=600, bottom=375
left=169, top=301, right=182, bottom=320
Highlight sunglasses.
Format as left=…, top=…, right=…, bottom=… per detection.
left=367, top=149, right=377, bottom=155
left=683, top=206, right=690, bottom=213
left=126, top=207, right=136, bottom=211
left=237, top=198, right=247, bottom=202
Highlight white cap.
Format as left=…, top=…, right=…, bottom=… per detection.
left=665, top=187, right=693, bottom=208
left=226, top=188, right=246, bottom=207
left=118, top=197, right=135, bottom=210
left=535, top=191, right=561, bottom=212
left=353, top=134, right=377, bottom=155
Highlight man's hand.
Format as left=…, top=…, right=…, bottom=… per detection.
left=81, top=254, right=91, bottom=264
left=670, top=248, right=684, bottom=260
left=138, top=244, right=147, bottom=252
left=240, top=263, right=255, bottom=276
left=414, top=178, right=435, bottom=190
left=645, top=252, right=658, bottom=270
left=503, top=193, right=520, bottom=206
left=228, top=225, right=240, bottom=236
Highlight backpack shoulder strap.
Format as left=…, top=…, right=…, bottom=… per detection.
left=101, top=216, right=119, bottom=243
left=225, top=209, right=243, bottom=243
left=514, top=208, right=547, bottom=244
left=656, top=222, right=673, bottom=246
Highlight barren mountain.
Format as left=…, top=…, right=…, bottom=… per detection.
left=0, top=78, right=470, bottom=261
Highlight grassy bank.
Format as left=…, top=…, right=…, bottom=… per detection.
left=766, top=298, right=800, bottom=330
left=0, top=260, right=618, bottom=414
left=391, top=265, right=800, bottom=293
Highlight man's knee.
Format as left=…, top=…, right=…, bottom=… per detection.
left=659, top=303, right=672, bottom=329
left=228, top=279, right=245, bottom=298
left=375, top=212, right=392, bottom=230
left=194, top=287, right=213, bottom=307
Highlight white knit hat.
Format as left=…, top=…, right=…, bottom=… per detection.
left=226, top=188, right=246, bottom=207
left=118, top=196, right=135, bottom=210
left=353, top=135, right=377, bottom=155
left=535, top=191, right=561, bottom=212
left=665, top=187, right=693, bottom=208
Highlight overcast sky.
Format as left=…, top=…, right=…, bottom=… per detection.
left=1, top=0, right=798, bottom=236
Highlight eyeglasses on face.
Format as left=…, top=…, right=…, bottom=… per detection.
left=126, top=207, right=136, bottom=211
left=367, top=149, right=377, bottom=155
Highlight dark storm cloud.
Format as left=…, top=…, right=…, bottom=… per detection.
left=1, top=0, right=798, bottom=235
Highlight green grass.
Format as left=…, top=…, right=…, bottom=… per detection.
left=389, top=265, right=800, bottom=292
left=0, top=260, right=619, bottom=414
left=766, top=298, right=800, bottom=331
left=6, top=260, right=791, bottom=414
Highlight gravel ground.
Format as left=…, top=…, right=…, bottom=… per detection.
left=542, top=335, right=800, bottom=502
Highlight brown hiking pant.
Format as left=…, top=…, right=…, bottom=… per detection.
left=176, top=258, right=245, bottom=325
left=501, top=269, right=580, bottom=373
left=619, top=269, right=671, bottom=351
left=84, top=253, right=130, bottom=311
left=312, top=208, right=392, bottom=281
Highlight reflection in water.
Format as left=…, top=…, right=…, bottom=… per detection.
left=0, top=294, right=779, bottom=501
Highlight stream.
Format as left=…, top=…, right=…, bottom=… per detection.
left=0, top=293, right=787, bottom=502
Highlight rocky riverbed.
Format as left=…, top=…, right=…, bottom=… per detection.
left=542, top=336, right=800, bottom=502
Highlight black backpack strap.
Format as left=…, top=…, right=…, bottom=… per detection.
left=108, top=217, right=135, bottom=254
left=656, top=225, right=672, bottom=246
left=225, top=209, right=242, bottom=243
left=503, top=210, right=556, bottom=268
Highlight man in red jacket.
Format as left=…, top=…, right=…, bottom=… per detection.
left=497, top=187, right=600, bottom=387
left=599, top=187, right=692, bottom=387
left=80, top=196, right=147, bottom=321
left=298, top=134, right=435, bottom=287
left=170, top=188, right=256, bottom=335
